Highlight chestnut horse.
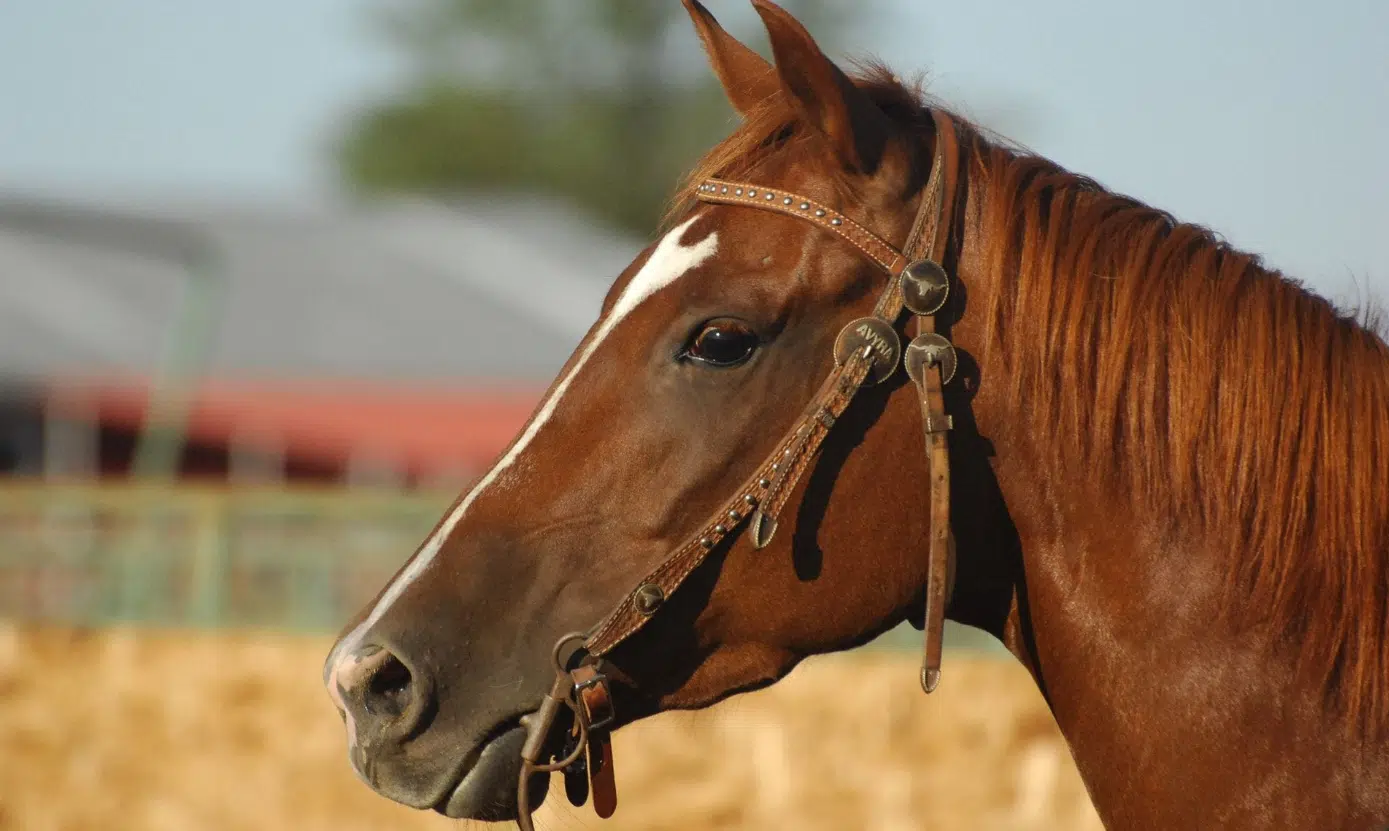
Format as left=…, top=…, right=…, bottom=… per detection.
left=324, top=1, right=1389, bottom=828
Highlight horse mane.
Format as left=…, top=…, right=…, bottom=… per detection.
left=672, top=63, right=1389, bottom=732
left=974, top=120, right=1389, bottom=731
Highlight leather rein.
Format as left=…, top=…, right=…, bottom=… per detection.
left=515, top=109, right=964, bottom=830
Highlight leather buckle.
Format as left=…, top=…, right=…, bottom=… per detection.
left=925, top=413, right=954, bottom=434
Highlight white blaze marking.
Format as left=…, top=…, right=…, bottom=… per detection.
left=327, top=652, right=367, bottom=757
left=326, top=215, right=717, bottom=703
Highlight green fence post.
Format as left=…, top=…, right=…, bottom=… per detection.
left=188, top=494, right=228, bottom=626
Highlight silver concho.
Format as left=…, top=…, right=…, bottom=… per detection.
left=899, top=259, right=950, bottom=316
left=633, top=583, right=665, bottom=615
left=904, top=332, right=958, bottom=386
left=833, top=317, right=901, bottom=385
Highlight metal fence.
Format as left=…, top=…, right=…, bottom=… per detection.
left=0, top=483, right=1006, bottom=652
left=0, top=483, right=450, bottom=631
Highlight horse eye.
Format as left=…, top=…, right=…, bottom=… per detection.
left=683, top=319, right=760, bottom=368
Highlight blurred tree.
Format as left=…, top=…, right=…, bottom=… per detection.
left=336, top=0, right=868, bottom=235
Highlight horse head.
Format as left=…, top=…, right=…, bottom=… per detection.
left=321, top=0, right=993, bottom=821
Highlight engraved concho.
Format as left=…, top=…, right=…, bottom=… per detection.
left=833, top=317, right=902, bottom=386
left=904, top=332, right=958, bottom=386
left=899, top=259, right=951, bottom=316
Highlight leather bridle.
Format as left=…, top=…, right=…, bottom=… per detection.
left=514, top=109, right=964, bottom=830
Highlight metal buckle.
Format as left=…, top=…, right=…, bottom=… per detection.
left=574, top=671, right=616, bottom=733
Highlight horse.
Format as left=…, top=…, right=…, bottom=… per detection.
left=322, top=1, right=1389, bottom=827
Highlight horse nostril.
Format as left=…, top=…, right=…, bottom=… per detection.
left=364, top=653, right=413, bottom=718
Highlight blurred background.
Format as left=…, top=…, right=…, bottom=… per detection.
left=0, top=1, right=1382, bottom=829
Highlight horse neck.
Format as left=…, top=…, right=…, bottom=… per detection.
left=937, top=169, right=1389, bottom=829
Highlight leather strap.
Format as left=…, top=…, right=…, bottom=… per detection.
left=571, top=665, right=617, bottom=818
left=562, top=720, right=589, bottom=807
left=695, top=181, right=907, bottom=275
left=586, top=732, right=616, bottom=818
left=914, top=312, right=952, bottom=692
left=907, top=110, right=961, bottom=692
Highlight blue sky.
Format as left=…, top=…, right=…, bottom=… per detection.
left=1, top=0, right=1384, bottom=304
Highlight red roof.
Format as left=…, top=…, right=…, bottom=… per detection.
left=44, top=377, right=543, bottom=479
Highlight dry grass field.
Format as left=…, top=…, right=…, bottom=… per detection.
left=0, top=625, right=1101, bottom=831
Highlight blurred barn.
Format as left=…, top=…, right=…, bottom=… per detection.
left=0, top=191, right=640, bottom=487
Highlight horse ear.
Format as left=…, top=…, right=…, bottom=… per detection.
left=681, top=0, right=778, bottom=116
left=751, top=0, right=892, bottom=173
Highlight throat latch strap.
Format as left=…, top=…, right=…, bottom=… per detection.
left=901, top=109, right=962, bottom=693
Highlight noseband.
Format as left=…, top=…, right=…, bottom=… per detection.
left=515, top=110, right=964, bottom=830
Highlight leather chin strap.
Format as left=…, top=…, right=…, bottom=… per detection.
left=515, top=110, right=963, bottom=830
